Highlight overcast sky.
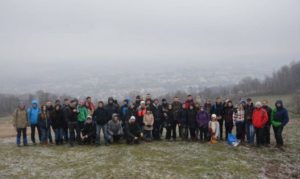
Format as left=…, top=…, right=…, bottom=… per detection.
left=0, top=0, right=299, bottom=71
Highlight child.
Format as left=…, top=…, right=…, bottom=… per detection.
left=209, top=114, right=220, bottom=144
left=143, top=109, right=154, bottom=141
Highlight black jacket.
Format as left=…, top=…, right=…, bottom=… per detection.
left=125, top=122, right=141, bottom=139
left=93, top=107, right=109, bottom=125
left=51, top=109, right=64, bottom=129
left=187, top=109, right=197, bottom=128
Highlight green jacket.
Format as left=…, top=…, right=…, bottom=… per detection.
left=270, top=108, right=281, bottom=127
left=78, top=106, right=88, bottom=122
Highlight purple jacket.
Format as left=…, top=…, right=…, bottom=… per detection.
left=196, top=111, right=210, bottom=128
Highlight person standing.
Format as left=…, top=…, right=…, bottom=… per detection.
left=211, top=97, right=224, bottom=140
left=39, top=105, right=51, bottom=147
left=271, top=100, right=289, bottom=149
left=196, top=106, right=210, bottom=142
left=223, top=100, right=234, bottom=140
left=233, top=103, right=245, bottom=142
left=51, top=104, right=64, bottom=145
left=252, top=102, right=268, bottom=147
left=13, top=102, right=28, bottom=147
left=143, top=109, right=154, bottom=141
left=93, top=101, right=109, bottom=145
left=245, top=98, right=255, bottom=145
left=262, top=100, right=272, bottom=146
left=27, top=100, right=41, bottom=145
left=64, top=99, right=79, bottom=147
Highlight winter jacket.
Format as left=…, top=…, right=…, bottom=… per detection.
left=125, top=122, right=142, bottom=139
left=252, top=108, right=268, bottom=128
left=244, top=103, right=254, bottom=124
left=107, top=120, right=123, bottom=136
left=196, top=110, right=210, bottom=128
left=179, top=108, right=187, bottom=126
left=51, top=106, right=64, bottom=129
left=223, top=106, right=234, bottom=124
left=151, top=104, right=162, bottom=122
left=233, top=109, right=245, bottom=123
left=93, top=107, right=109, bottom=125
left=82, top=121, right=96, bottom=137
left=172, top=101, right=182, bottom=122
left=271, top=100, right=289, bottom=128
left=64, top=106, right=79, bottom=123
left=211, top=103, right=224, bottom=117
left=143, top=113, right=154, bottom=131
left=105, top=103, right=118, bottom=121
left=27, top=100, right=40, bottom=125
left=78, top=106, right=88, bottom=122
left=209, top=121, right=220, bottom=138
left=262, top=105, right=272, bottom=126
left=38, top=111, right=51, bottom=129
left=187, top=109, right=197, bottom=128
left=184, top=100, right=195, bottom=109
left=13, top=108, right=28, bottom=128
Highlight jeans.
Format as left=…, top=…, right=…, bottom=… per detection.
left=54, top=128, right=64, bottom=144
left=96, top=124, right=108, bottom=144
left=41, top=127, right=49, bottom=144
left=246, top=122, right=255, bottom=144
left=30, top=124, right=41, bottom=143
left=143, top=130, right=153, bottom=141
left=273, top=126, right=284, bottom=146
left=16, top=128, right=27, bottom=145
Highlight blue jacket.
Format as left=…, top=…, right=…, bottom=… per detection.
left=27, top=100, right=40, bottom=125
left=273, top=100, right=289, bottom=127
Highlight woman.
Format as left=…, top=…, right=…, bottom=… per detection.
left=196, top=106, right=210, bottom=142
left=51, top=104, right=64, bottom=145
left=233, top=103, right=245, bottom=142
left=39, top=105, right=51, bottom=146
left=143, top=109, right=154, bottom=141
left=165, top=104, right=176, bottom=141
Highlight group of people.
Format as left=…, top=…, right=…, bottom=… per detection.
left=12, top=94, right=289, bottom=149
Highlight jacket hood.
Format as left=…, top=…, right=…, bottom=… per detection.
left=275, top=100, right=284, bottom=109
left=31, top=100, right=39, bottom=108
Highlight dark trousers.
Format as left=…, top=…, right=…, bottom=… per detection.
left=236, top=122, right=245, bottom=141
left=273, top=126, right=284, bottom=146
left=219, top=119, right=224, bottom=140
left=30, top=124, right=41, bottom=143
left=199, top=126, right=208, bottom=141
left=63, top=126, right=69, bottom=142
left=189, top=127, right=196, bottom=140
left=225, top=122, right=233, bottom=140
left=166, top=124, right=176, bottom=140
left=263, top=125, right=271, bottom=145
left=68, top=122, right=78, bottom=146
left=41, top=127, right=49, bottom=144
left=153, top=121, right=162, bottom=140
left=255, top=127, right=264, bottom=146
left=76, top=121, right=85, bottom=143
left=48, top=125, right=53, bottom=143
left=16, top=128, right=27, bottom=145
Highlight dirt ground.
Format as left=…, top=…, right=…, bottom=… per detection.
left=0, top=116, right=299, bottom=179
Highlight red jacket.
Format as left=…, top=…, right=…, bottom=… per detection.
left=252, top=108, right=268, bottom=128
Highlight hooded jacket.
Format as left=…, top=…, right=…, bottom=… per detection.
left=93, top=107, right=109, bottom=125
left=196, top=110, right=210, bottom=128
left=13, top=107, right=28, bottom=128
left=51, top=105, right=64, bottom=129
left=271, top=100, right=289, bottom=128
left=27, top=100, right=40, bottom=125
left=252, top=107, right=268, bottom=128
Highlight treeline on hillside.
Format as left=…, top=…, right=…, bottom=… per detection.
left=0, top=91, right=71, bottom=117
left=0, top=61, right=299, bottom=117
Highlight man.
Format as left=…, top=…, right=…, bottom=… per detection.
left=93, top=101, right=109, bottom=145
left=125, top=116, right=142, bottom=144
left=81, top=116, right=96, bottom=145
left=151, top=99, right=162, bottom=140
left=62, top=98, right=70, bottom=143
left=252, top=101, right=268, bottom=147
left=271, top=100, right=289, bottom=149
left=172, top=96, right=182, bottom=137
left=211, top=97, right=224, bottom=140
left=105, top=97, right=118, bottom=122
left=85, top=96, right=95, bottom=115
left=77, top=100, right=88, bottom=144
left=64, top=99, right=79, bottom=147
left=184, top=95, right=195, bottom=109
left=106, top=113, right=124, bottom=144
left=119, top=99, right=129, bottom=124
left=223, top=100, right=234, bottom=140
left=13, top=102, right=28, bottom=147
left=46, top=101, right=54, bottom=144
left=27, top=100, right=41, bottom=145
left=245, top=98, right=255, bottom=144
left=262, top=100, right=272, bottom=146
